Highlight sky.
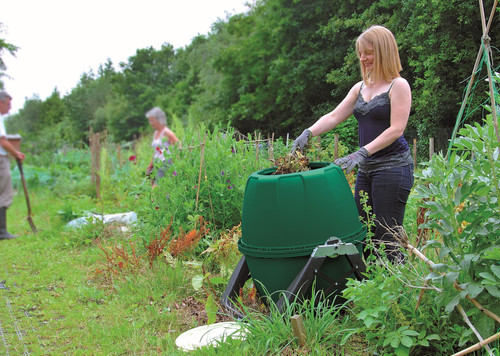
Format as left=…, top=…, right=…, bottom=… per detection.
left=1, top=0, right=251, bottom=115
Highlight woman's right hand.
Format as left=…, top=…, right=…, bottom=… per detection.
left=291, top=129, right=312, bottom=154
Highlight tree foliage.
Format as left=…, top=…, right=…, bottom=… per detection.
left=4, top=1, right=498, bottom=153
left=0, top=22, right=18, bottom=89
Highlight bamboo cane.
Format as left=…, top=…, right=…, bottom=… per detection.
left=454, top=280, right=500, bottom=324
left=403, top=241, right=500, bottom=323
left=456, top=304, right=492, bottom=355
left=452, top=331, right=500, bottom=356
left=447, top=0, right=499, bottom=155
left=479, top=0, right=500, bottom=142
left=401, top=241, right=500, bottom=354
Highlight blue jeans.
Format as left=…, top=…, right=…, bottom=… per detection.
left=354, top=164, right=414, bottom=262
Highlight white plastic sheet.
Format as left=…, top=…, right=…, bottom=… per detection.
left=66, top=212, right=137, bottom=229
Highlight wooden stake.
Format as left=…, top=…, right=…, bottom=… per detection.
left=291, top=314, right=307, bottom=346
left=90, top=130, right=102, bottom=199
left=270, top=133, right=275, bottom=162
left=413, top=138, right=417, bottom=168
left=195, top=135, right=206, bottom=209
left=316, top=136, right=321, bottom=161
left=334, top=134, right=339, bottom=160
left=429, top=137, right=434, bottom=160
left=116, top=144, right=122, bottom=168
left=256, top=133, right=261, bottom=166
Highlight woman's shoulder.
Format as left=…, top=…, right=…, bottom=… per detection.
left=389, top=77, right=411, bottom=95
left=154, top=127, right=167, bottom=137
left=347, top=81, right=364, bottom=96
left=161, top=127, right=173, bottom=137
left=389, top=77, right=411, bottom=102
left=392, top=77, right=410, bottom=89
left=353, top=81, right=364, bottom=90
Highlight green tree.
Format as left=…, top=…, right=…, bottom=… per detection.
left=5, top=96, right=43, bottom=154
left=40, top=89, right=66, bottom=127
left=0, top=23, right=18, bottom=89
left=63, top=60, right=116, bottom=143
left=186, top=23, right=242, bottom=129
left=210, top=0, right=340, bottom=135
left=321, top=0, right=497, bottom=152
left=399, top=0, right=495, bottom=141
left=9, top=1, right=498, bottom=154
left=157, top=35, right=207, bottom=121
left=111, top=44, right=177, bottom=140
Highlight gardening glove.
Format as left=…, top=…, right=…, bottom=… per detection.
left=291, top=129, right=312, bottom=154
left=334, top=147, right=370, bottom=173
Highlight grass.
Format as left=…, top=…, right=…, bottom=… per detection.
left=1, top=187, right=373, bottom=355
left=0, top=190, right=219, bottom=355
left=0, top=183, right=456, bottom=355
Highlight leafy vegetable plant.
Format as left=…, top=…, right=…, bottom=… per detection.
left=413, top=114, right=500, bottom=344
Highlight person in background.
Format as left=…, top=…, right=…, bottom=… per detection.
left=145, top=107, right=179, bottom=188
left=291, top=25, right=414, bottom=263
left=0, top=91, right=25, bottom=240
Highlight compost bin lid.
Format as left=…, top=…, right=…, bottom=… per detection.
left=175, top=321, right=247, bottom=351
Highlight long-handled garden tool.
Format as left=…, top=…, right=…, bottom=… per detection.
left=16, top=159, right=38, bottom=234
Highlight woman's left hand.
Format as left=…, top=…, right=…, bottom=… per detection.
left=334, top=147, right=370, bottom=173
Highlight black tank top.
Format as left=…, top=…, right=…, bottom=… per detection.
left=353, top=79, right=410, bottom=161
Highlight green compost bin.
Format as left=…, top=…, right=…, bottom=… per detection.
left=238, top=162, right=366, bottom=302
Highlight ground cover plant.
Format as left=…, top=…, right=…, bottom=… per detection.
left=1, top=113, right=499, bottom=355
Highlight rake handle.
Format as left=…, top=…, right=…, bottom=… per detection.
left=16, top=159, right=32, bottom=216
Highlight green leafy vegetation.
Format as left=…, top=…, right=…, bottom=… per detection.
left=1, top=1, right=499, bottom=354
left=0, top=110, right=499, bottom=354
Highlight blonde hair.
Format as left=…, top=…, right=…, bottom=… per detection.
left=356, top=25, right=402, bottom=84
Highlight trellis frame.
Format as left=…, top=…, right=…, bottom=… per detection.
left=447, top=0, right=499, bottom=158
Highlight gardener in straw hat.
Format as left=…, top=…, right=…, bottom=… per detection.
left=0, top=91, right=25, bottom=240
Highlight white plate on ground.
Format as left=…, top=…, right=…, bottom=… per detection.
left=175, top=321, right=247, bottom=351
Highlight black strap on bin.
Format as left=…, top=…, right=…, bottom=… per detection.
left=275, top=237, right=365, bottom=313
left=220, top=256, right=251, bottom=320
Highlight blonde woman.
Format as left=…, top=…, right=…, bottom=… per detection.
left=145, top=107, right=179, bottom=188
left=291, top=25, right=413, bottom=262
